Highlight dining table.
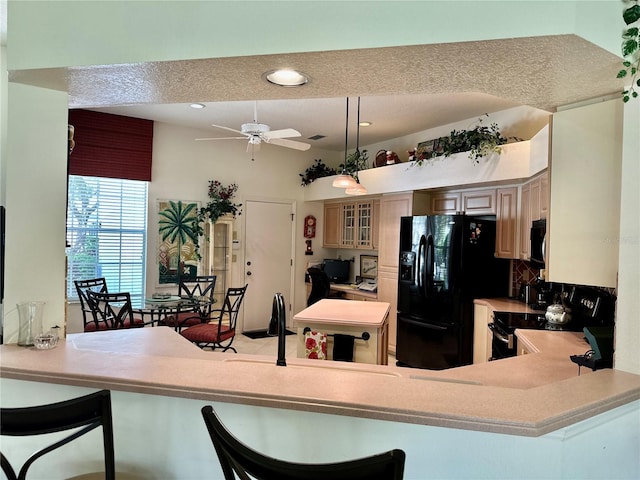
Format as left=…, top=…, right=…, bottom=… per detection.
left=133, top=295, right=213, bottom=329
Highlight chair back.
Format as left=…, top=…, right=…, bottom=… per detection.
left=216, top=284, right=248, bottom=332
left=86, top=291, right=136, bottom=330
left=1, top=390, right=115, bottom=480
left=307, top=267, right=331, bottom=306
left=201, top=405, right=405, bottom=480
left=178, top=275, right=217, bottom=319
left=74, top=278, right=108, bottom=330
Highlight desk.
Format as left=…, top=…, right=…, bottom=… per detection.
left=304, top=282, right=377, bottom=301
left=293, top=299, right=390, bottom=365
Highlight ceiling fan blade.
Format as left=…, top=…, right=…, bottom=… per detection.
left=263, top=128, right=301, bottom=139
left=195, top=136, right=247, bottom=141
left=210, top=124, right=246, bottom=136
left=267, top=137, right=311, bottom=151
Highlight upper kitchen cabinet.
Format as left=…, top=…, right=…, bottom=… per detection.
left=495, top=186, right=519, bottom=259
left=429, top=188, right=496, bottom=215
left=323, top=198, right=379, bottom=249
left=547, top=99, right=622, bottom=288
left=323, top=202, right=342, bottom=248
left=518, top=171, right=548, bottom=261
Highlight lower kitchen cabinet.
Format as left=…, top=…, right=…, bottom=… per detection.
left=473, top=303, right=491, bottom=364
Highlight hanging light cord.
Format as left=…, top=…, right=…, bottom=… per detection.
left=343, top=97, right=350, bottom=167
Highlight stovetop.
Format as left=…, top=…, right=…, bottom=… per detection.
left=493, top=311, right=549, bottom=331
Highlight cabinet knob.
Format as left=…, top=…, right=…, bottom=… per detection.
left=247, top=271, right=252, bottom=276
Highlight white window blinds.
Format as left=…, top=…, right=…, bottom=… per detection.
left=66, top=176, right=148, bottom=306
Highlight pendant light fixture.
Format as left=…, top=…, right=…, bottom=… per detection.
left=345, top=96, right=368, bottom=195
left=332, top=97, right=359, bottom=189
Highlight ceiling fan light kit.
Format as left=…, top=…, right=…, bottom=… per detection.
left=264, top=69, right=309, bottom=87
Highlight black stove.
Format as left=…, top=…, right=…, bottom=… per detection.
left=488, top=285, right=615, bottom=361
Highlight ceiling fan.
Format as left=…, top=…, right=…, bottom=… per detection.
left=196, top=102, right=311, bottom=154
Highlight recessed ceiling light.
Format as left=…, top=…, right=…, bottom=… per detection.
left=263, top=69, right=309, bottom=87
left=359, top=121, right=372, bottom=127
left=190, top=103, right=205, bottom=109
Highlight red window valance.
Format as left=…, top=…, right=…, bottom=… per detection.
left=68, top=109, right=153, bottom=181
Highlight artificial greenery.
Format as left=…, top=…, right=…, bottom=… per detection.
left=339, top=148, right=369, bottom=175
left=191, top=180, right=242, bottom=257
left=299, top=159, right=337, bottom=186
left=414, top=114, right=517, bottom=166
left=617, top=0, right=640, bottom=102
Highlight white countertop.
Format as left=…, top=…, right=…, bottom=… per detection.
left=1, top=324, right=639, bottom=437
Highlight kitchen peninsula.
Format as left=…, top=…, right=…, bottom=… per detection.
left=1, top=327, right=639, bottom=479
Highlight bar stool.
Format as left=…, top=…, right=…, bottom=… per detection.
left=1, top=390, right=115, bottom=480
left=201, top=405, right=406, bottom=479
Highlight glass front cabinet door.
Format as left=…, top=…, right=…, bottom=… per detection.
left=202, top=216, right=233, bottom=304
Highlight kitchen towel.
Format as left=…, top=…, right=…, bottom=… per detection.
left=304, top=330, right=327, bottom=360
left=332, top=334, right=355, bottom=362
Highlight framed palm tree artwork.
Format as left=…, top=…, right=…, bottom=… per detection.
left=157, top=199, right=200, bottom=284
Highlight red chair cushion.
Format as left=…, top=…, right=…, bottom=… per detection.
left=180, top=323, right=234, bottom=343
left=84, top=317, right=144, bottom=332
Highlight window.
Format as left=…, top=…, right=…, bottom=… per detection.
left=66, top=176, right=148, bottom=307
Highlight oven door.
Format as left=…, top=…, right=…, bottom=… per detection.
left=488, top=322, right=517, bottom=360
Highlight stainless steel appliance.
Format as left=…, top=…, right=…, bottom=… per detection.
left=489, top=285, right=615, bottom=361
left=396, top=215, right=510, bottom=369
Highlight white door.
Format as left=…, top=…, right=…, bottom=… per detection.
left=242, top=200, right=294, bottom=332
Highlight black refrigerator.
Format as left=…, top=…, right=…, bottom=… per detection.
left=396, top=215, right=509, bottom=370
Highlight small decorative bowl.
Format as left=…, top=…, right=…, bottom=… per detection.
left=34, top=333, right=59, bottom=350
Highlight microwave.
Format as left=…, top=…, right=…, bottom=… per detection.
left=530, top=219, right=546, bottom=268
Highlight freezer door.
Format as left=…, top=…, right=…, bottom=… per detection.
left=396, top=314, right=462, bottom=370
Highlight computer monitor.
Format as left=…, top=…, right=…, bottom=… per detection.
left=323, top=259, right=350, bottom=284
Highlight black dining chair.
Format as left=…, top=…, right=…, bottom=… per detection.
left=1, top=390, right=115, bottom=480
left=74, top=278, right=109, bottom=332
left=201, top=405, right=406, bottom=480
left=161, top=275, right=217, bottom=332
left=86, top=290, right=145, bottom=330
left=180, top=284, right=247, bottom=352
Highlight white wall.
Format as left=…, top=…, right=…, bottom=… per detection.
left=2, top=379, right=639, bottom=479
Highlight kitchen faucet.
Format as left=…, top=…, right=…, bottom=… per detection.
left=267, top=293, right=287, bottom=366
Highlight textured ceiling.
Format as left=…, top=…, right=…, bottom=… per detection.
left=10, top=34, right=625, bottom=151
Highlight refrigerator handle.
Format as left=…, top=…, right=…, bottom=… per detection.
left=417, top=235, right=426, bottom=294
left=426, top=234, right=435, bottom=295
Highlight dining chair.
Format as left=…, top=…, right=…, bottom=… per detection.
left=180, top=284, right=248, bottom=352
left=85, top=290, right=145, bottom=330
left=201, top=405, right=406, bottom=480
left=161, top=275, right=217, bottom=332
left=1, top=390, right=115, bottom=480
left=74, top=278, right=109, bottom=332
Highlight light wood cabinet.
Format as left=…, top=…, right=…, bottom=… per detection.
left=462, top=189, right=497, bottom=215
left=495, top=187, right=518, bottom=259
left=519, top=171, right=548, bottom=261
left=372, top=199, right=380, bottom=250
left=323, top=203, right=341, bottom=248
left=430, top=192, right=461, bottom=214
left=473, top=303, right=492, bottom=364
left=324, top=199, right=378, bottom=249
left=430, top=188, right=496, bottom=215
left=377, top=192, right=428, bottom=354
